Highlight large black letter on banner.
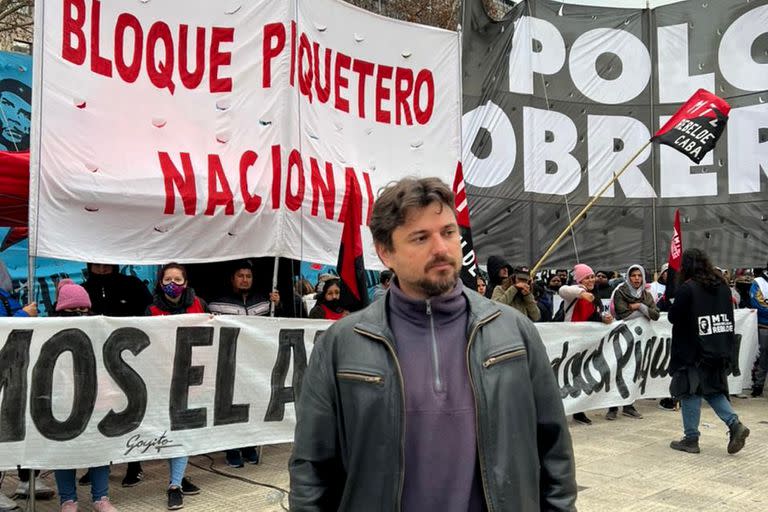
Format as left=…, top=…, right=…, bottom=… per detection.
left=170, top=327, right=213, bottom=431
left=214, top=327, right=249, bottom=426
left=98, top=328, right=151, bottom=437
left=264, top=329, right=307, bottom=421
left=0, top=330, right=33, bottom=441
left=30, top=329, right=97, bottom=441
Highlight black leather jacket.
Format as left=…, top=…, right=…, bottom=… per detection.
left=289, top=289, right=577, bottom=511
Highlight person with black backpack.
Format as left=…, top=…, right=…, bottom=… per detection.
left=668, top=248, right=749, bottom=455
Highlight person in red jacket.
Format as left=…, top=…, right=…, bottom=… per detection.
left=148, top=262, right=208, bottom=316
left=147, top=263, right=206, bottom=510
left=558, top=263, right=614, bottom=425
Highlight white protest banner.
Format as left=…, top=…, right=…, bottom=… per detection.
left=29, top=0, right=460, bottom=265
left=0, top=314, right=330, bottom=470
left=0, top=310, right=757, bottom=469
left=540, top=310, right=759, bottom=415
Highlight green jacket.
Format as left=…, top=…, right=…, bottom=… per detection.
left=289, top=288, right=577, bottom=511
left=491, top=283, right=542, bottom=321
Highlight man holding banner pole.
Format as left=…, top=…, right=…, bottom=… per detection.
left=290, top=177, right=576, bottom=511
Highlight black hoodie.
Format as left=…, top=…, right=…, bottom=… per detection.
left=485, top=256, right=513, bottom=299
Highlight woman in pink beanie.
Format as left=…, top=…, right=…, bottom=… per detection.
left=55, top=282, right=92, bottom=315
left=558, top=263, right=614, bottom=425
left=50, top=283, right=118, bottom=511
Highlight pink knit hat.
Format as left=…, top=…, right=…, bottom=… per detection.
left=573, top=263, right=595, bottom=284
left=56, top=283, right=91, bottom=311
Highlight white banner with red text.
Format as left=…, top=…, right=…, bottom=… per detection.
left=0, top=310, right=757, bottom=469
left=30, top=0, right=460, bottom=265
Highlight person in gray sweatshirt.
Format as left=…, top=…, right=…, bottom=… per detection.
left=290, top=177, right=576, bottom=511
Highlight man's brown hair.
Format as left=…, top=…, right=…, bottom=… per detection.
left=369, top=177, right=455, bottom=251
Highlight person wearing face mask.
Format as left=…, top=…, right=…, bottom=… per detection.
left=308, top=278, right=349, bottom=319
left=147, top=263, right=205, bottom=510
left=50, top=283, right=118, bottom=512
left=558, top=263, right=614, bottom=426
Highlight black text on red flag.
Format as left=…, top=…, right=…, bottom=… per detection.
left=651, top=89, right=730, bottom=164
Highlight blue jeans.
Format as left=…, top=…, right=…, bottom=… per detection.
left=168, top=456, right=187, bottom=488
left=54, top=466, right=109, bottom=504
left=680, top=393, right=738, bottom=439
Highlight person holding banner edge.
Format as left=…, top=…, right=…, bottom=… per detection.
left=50, top=283, right=117, bottom=512
left=208, top=260, right=275, bottom=468
left=290, top=177, right=577, bottom=511
left=558, top=263, right=613, bottom=426
left=606, top=265, right=661, bottom=421
left=147, top=263, right=204, bottom=510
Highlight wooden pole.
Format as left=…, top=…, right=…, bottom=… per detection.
left=530, top=140, right=651, bottom=277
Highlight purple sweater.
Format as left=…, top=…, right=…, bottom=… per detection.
left=388, top=281, right=485, bottom=511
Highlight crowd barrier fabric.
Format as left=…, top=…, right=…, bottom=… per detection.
left=0, top=310, right=757, bottom=470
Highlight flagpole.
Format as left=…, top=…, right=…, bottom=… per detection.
left=270, top=257, right=279, bottom=317
left=530, top=140, right=651, bottom=277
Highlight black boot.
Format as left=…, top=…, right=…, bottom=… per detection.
left=670, top=437, right=700, bottom=453
left=727, top=421, right=750, bottom=454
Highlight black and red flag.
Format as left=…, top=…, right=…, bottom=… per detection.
left=662, top=209, right=683, bottom=304
left=336, top=175, right=369, bottom=312
left=651, top=89, right=730, bottom=164
left=453, top=162, right=480, bottom=291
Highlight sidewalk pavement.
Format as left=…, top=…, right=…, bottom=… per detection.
left=2, top=396, right=766, bottom=511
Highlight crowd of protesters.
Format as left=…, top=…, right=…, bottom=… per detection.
left=0, top=244, right=766, bottom=511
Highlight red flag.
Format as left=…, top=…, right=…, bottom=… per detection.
left=0, top=150, right=30, bottom=227
left=651, top=89, right=730, bottom=164
left=336, top=175, right=369, bottom=312
left=663, top=209, right=683, bottom=303
left=452, top=162, right=479, bottom=290
left=668, top=209, right=682, bottom=272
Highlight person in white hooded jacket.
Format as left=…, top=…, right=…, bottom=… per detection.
left=605, top=265, right=660, bottom=421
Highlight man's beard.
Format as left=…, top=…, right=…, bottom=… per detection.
left=415, top=257, right=460, bottom=297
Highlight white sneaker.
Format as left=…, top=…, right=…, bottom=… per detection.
left=0, top=492, right=18, bottom=511
left=15, top=478, right=55, bottom=500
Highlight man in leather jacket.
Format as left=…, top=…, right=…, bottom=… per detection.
left=289, top=177, right=577, bottom=511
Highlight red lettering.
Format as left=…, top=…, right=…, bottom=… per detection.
left=298, top=34, right=313, bottom=102
left=158, top=152, right=197, bottom=215
left=90, top=0, right=112, bottom=77
left=310, top=157, right=335, bottom=220
left=262, top=23, right=286, bottom=88
left=338, top=167, right=362, bottom=223
left=334, top=53, right=351, bottom=113
left=210, top=27, right=234, bottom=93
left=205, top=154, right=234, bottom=216
left=363, top=171, right=374, bottom=225
left=271, top=145, right=282, bottom=209
left=413, top=70, right=434, bottom=125
left=286, top=150, right=305, bottom=211
left=114, top=13, right=143, bottom=82
left=62, top=0, right=86, bottom=65
left=313, top=42, right=331, bottom=104
left=179, top=25, right=205, bottom=89
left=146, top=22, right=176, bottom=94
left=239, top=150, right=262, bottom=213
left=375, top=64, right=393, bottom=124
left=394, top=67, right=414, bottom=126
left=290, top=21, right=297, bottom=87
left=352, top=59, right=374, bottom=119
